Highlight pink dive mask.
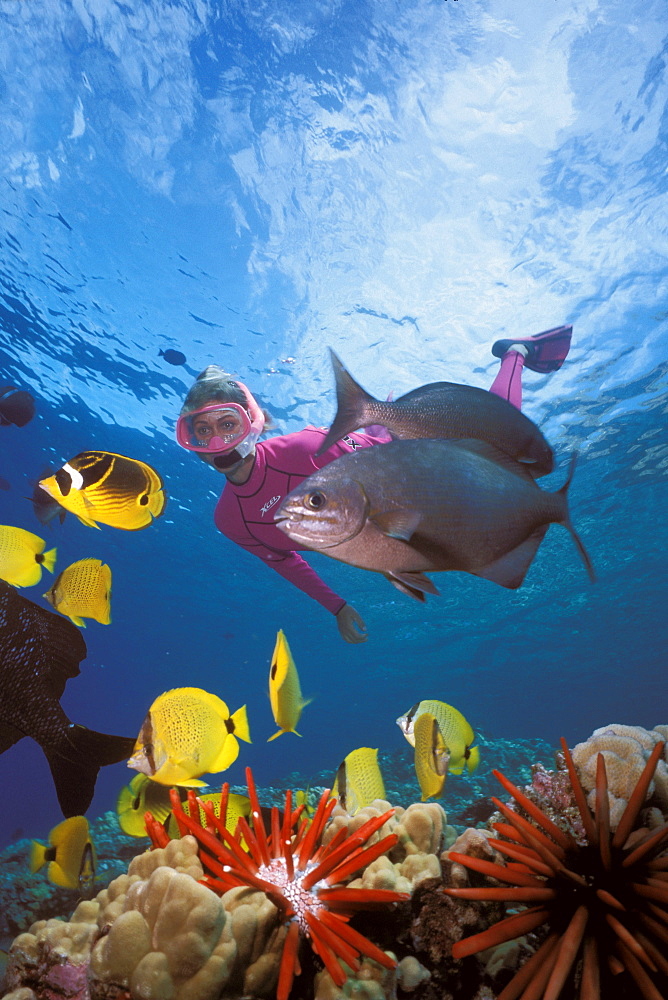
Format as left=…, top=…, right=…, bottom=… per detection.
left=176, top=383, right=265, bottom=458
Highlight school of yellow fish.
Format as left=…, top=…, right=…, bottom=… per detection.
left=2, top=443, right=481, bottom=888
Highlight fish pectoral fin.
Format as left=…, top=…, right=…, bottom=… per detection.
left=471, top=527, right=548, bottom=589
left=370, top=508, right=421, bottom=541
left=75, top=513, right=101, bottom=529
left=387, top=570, right=440, bottom=602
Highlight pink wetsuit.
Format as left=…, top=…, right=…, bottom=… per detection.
left=214, top=361, right=526, bottom=615
left=214, top=426, right=390, bottom=614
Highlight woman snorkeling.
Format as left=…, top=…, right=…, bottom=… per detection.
left=177, top=325, right=572, bottom=643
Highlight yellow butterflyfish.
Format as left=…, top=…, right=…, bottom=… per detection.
left=43, top=558, right=111, bottom=627
left=0, top=525, right=56, bottom=587
left=267, top=629, right=311, bottom=741
left=128, top=687, right=251, bottom=787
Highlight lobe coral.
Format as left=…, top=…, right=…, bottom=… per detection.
left=144, top=767, right=409, bottom=1000
left=444, top=738, right=668, bottom=1000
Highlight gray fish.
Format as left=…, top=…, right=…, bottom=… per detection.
left=315, top=349, right=554, bottom=476
left=275, top=439, right=595, bottom=600
left=0, top=581, right=135, bottom=816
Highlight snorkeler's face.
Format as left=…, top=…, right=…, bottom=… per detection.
left=176, top=403, right=252, bottom=454
left=191, top=408, right=247, bottom=445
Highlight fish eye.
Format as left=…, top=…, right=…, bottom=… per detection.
left=306, top=491, right=326, bottom=510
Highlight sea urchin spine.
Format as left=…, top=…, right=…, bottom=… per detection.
left=444, top=739, right=668, bottom=1000
left=146, top=768, right=409, bottom=999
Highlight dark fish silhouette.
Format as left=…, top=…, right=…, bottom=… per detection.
left=0, top=385, right=36, bottom=427
left=0, top=581, right=135, bottom=816
left=276, top=438, right=595, bottom=600
left=31, top=477, right=67, bottom=525
left=316, top=349, right=554, bottom=476
left=159, top=348, right=187, bottom=366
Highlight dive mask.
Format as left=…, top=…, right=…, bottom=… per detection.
left=176, top=382, right=264, bottom=459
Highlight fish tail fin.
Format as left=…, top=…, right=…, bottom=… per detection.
left=466, top=746, right=481, bottom=773
left=556, top=453, right=596, bottom=583
left=230, top=705, right=251, bottom=743
left=41, top=547, right=57, bottom=573
left=267, top=729, right=286, bottom=742
left=30, top=841, right=47, bottom=873
left=47, top=726, right=136, bottom=817
left=314, top=348, right=378, bottom=456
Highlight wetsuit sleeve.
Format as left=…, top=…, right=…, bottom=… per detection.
left=232, top=538, right=346, bottom=615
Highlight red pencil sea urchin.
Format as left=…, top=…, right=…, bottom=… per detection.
left=444, top=738, right=668, bottom=1000
left=144, top=767, right=409, bottom=999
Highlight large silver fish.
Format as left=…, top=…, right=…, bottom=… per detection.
left=315, top=349, right=554, bottom=476
left=275, top=439, right=595, bottom=600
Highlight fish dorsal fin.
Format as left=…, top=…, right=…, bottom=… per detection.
left=370, top=509, right=421, bottom=541
left=471, top=527, right=548, bottom=589
left=76, top=452, right=115, bottom=489
left=449, top=439, right=538, bottom=481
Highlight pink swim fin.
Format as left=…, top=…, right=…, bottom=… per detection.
left=492, top=325, right=573, bottom=374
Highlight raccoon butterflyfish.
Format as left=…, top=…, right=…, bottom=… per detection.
left=267, top=629, right=311, bottom=741
left=116, top=773, right=252, bottom=840
left=331, top=747, right=386, bottom=815
left=396, top=699, right=480, bottom=775
left=0, top=581, right=135, bottom=817
left=30, top=816, right=96, bottom=891
left=0, top=525, right=56, bottom=587
left=43, top=558, right=111, bottom=627
left=38, top=451, right=165, bottom=530
left=128, top=687, right=251, bottom=787
left=413, top=712, right=449, bottom=801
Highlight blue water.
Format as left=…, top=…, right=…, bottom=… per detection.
left=0, top=0, right=667, bottom=851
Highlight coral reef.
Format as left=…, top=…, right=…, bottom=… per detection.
left=3, top=774, right=449, bottom=1000
left=6, top=728, right=663, bottom=1000
left=154, top=769, right=410, bottom=999
left=445, top=737, right=668, bottom=999
left=572, top=723, right=668, bottom=829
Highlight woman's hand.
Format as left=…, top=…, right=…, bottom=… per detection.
left=336, top=603, right=368, bottom=643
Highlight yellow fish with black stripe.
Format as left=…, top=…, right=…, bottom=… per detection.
left=43, top=557, right=111, bottom=627
left=38, top=451, right=165, bottom=530
left=0, top=525, right=56, bottom=587
left=128, top=687, right=251, bottom=787
left=413, top=712, right=450, bottom=801
left=331, top=747, right=386, bottom=815
left=116, top=773, right=251, bottom=840
left=31, top=815, right=96, bottom=891
left=396, top=699, right=480, bottom=775
left=268, top=629, right=311, bottom=741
